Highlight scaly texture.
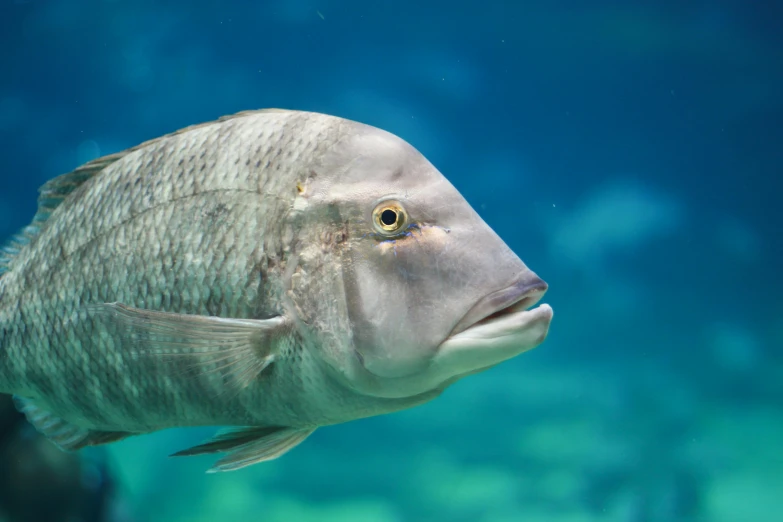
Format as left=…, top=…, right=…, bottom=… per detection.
left=0, top=110, right=340, bottom=432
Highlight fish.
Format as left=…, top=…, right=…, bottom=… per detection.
left=0, top=109, right=553, bottom=472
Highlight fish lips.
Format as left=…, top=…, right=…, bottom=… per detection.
left=434, top=274, right=553, bottom=375
left=449, top=275, right=550, bottom=337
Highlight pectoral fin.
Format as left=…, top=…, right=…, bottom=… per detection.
left=88, top=302, right=289, bottom=393
left=172, top=426, right=316, bottom=472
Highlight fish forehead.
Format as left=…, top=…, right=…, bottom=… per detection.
left=312, top=121, right=443, bottom=194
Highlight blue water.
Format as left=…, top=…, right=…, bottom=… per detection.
left=1, top=1, right=781, bottom=521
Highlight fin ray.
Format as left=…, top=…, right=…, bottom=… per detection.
left=13, top=395, right=134, bottom=450
left=88, top=302, right=286, bottom=394
left=172, top=425, right=316, bottom=473
left=171, top=426, right=285, bottom=457
left=0, top=148, right=125, bottom=277
left=208, top=427, right=315, bottom=472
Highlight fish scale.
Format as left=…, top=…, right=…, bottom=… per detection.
left=0, top=112, right=321, bottom=424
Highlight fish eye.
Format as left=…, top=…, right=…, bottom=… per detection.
left=372, top=201, right=408, bottom=236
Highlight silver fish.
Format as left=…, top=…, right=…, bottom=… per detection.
left=0, top=109, right=552, bottom=472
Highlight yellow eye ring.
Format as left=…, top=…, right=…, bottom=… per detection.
left=372, top=201, right=408, bottom=236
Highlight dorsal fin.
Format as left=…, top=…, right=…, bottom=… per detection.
left=34, top=108, right=292, bottom=216
left=0, top=108, right=294, bottom=278
left=37, top=153, right=126, bottom=215
left=0, top=152, right=124, bottom=277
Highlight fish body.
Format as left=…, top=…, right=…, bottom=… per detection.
left=0, top=109, right=552, bottom=471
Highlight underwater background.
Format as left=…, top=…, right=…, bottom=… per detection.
left=0, top=0, right=781, bottom=521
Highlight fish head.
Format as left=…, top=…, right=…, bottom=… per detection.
left=294, top=117, right=553, bottom=400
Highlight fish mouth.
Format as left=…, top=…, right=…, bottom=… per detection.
left=449, top=274, right=550, bottom=337
left=433, top=274, right=553, bottom=377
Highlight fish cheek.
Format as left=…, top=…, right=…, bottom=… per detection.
left=336, top=231, right=438, bottom=380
